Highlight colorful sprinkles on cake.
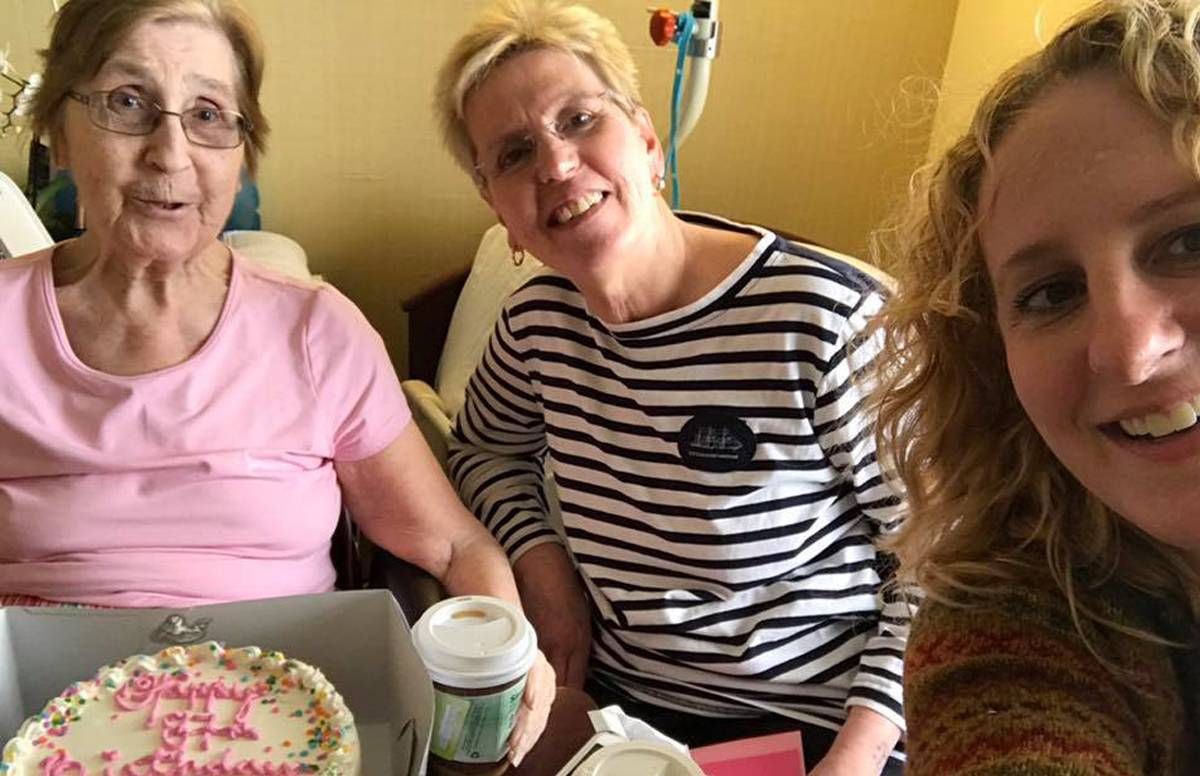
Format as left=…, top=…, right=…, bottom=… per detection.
left=0, top=641, right=359, bottom=775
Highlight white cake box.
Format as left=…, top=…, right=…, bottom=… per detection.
left=0, top=589, right=433, bottom=775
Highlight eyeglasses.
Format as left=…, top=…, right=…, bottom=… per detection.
left=473, top=91, right=628, bottom=182
left=67, top=88, right=250, bottom=149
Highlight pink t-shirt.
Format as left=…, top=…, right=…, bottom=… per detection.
left=0, top=247, right=410, bottom=607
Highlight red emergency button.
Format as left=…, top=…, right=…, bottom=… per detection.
left=649, top=9, right=677, bottom=46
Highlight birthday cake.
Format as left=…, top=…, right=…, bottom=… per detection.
left=0, top=641, right=360, bottom=775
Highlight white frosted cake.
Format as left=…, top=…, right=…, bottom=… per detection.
left=0, top=641, right=360, bottom=775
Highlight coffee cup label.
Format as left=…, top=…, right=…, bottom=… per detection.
left=430, top=677, right=528, bottom=764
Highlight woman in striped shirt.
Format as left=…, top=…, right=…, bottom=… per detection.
left=433, top=2, right=907, bottom=773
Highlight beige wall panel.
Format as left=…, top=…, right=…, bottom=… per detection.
left=928, top=0, right=1093, bottom=157
left=1, top=1, right=958, bottom=373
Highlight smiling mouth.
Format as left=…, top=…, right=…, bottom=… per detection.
left=550, top=192, right=606, bottom=226
left=1114, top=395, right=1200, bottom=440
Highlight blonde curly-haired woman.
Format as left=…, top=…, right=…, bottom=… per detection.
left=874, top=1, right=1200, bottom=773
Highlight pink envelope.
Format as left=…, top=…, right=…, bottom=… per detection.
left=689, top=730, right=805, bottom=776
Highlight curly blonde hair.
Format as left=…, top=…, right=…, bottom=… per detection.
left=433, top=0, right=642, bottom=177
left=874, top=0, right=1200, bottom=633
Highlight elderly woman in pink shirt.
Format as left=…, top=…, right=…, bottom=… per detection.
left=0, top=0, right=552, bottom=765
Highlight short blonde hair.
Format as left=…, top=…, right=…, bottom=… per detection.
left=433, top=0, right=642, bottom=175
left=33, top=0, right=269, bottom=175
left=874, top=0, right=1200, bottom=634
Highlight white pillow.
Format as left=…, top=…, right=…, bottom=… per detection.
left=222, top=230, right=313, bottom=281
left=436, top=224, right=545, bottom=416
left=0, top=172, right=52, bottom=259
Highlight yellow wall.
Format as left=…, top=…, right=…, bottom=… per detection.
left=928, top=0, right=1093, bottom=156
left=663, top=1, right=956, bottom=258
left=0, top=2, right=51, bottom=186
left=0, top=1, right=958, bottom=373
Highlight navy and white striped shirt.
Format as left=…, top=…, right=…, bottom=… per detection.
left=449, top=215, right=909, bottom=745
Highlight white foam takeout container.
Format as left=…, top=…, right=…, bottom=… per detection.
left=0, top=589, right=434, bottom=775
left=564, top=740, right=706, bottom=776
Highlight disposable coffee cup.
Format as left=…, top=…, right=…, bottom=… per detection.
left=413, top=596, right=537, bottom=773
left=570, top=741, right=706, bottom=776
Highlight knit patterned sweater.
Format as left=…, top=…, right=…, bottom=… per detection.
left=904, top=580, right=1197, bottom=775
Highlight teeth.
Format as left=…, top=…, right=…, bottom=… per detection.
left=1118, top=417, right=1143, bottom=437
left=1118, top=395, right=1200, bottom=439
left=1168, top=401, right=1198, bottom=428
left=1148, top=413, right=1177, bottom=438
left=553, top=192, right=603, bottom=225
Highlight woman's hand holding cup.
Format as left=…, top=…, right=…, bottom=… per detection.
left=508, top=649, right=555, bottom=767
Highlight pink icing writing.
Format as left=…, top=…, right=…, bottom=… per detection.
left=41, top=672, right=314, bottom=776
left=97, top=672, right=306, bottom=775
left=117, top=748, right=305, bottom=775
left=159, top=710, right=259, bottom=753
left=115, top=674, right=265, bottom=727
left=38, top=750, right=83, bottom=775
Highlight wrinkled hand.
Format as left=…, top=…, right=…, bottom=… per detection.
left=507, top=649, right=555, bottom=767
left=514, top=544, right=592, bottom=688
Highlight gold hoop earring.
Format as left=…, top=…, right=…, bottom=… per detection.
left=511, top=247, right=526, bottom=267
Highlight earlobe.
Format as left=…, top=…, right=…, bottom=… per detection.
left=635, top=107, right=665, bottom=170
left=50, top=133, right=69, bottom=170
left=487, top=201, right=507, bottom=233
left=636, top=108, right=659, bottom=145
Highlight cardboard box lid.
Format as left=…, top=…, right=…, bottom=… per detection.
left=0, top=589, right=432, bottom=775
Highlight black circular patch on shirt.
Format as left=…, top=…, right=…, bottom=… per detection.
left=677, top=412, right=757, bottom=472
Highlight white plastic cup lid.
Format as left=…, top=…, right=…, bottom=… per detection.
left=412, top=596, right=537, bottom=689
left=574, top=741, right=705, bottom=776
